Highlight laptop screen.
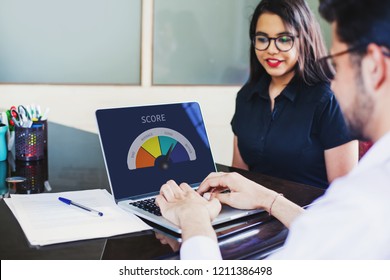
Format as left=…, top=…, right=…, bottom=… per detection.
left=96, top=102, right=216, bottom=201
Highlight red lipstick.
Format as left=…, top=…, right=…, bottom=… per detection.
left=266, top=59, right=282, bottom=68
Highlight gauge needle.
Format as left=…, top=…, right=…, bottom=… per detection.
left=160, top=143, right=174, bottom=170
left=165, top=143, right=174, bottom=160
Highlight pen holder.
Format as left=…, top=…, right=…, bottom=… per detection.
left=34, top=120, right=48, bottom=155
left=15, top=122, right=45, bottom=161
left=14, top=160, right=47, bottom=194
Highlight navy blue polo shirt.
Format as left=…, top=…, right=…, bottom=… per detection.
left=231, top=75, right=352, bottom=189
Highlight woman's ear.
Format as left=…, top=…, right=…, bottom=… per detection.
left=362, top=43, right=386, bottom=92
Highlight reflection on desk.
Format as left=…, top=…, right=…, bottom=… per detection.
left=102, top=212, right=287, bottom=260
left=0, top=123, right=324, bottom=260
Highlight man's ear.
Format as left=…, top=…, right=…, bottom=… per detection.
left=362, top=43, right=386, bottom=91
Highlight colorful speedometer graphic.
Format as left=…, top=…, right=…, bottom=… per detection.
left=127, top=127, right=196, bottom=170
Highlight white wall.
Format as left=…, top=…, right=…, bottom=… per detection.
left=0, top=85, right=238, bottom=165
left=0, top=0, right=240, bottom=165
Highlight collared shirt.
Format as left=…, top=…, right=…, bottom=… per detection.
left=269, top=131, right=390, bottom=259
left=180, top=132, right=390, bottom=259
left=231, top=75, right=352, bottom=189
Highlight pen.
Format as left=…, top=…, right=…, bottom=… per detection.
left=58, top=197, right=103, bottom=217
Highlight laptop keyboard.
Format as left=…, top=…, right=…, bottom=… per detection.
left=130, top=198, right=162, bottom=216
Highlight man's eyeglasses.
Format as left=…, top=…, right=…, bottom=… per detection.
left=252, top=35, right=298, bottom=52
left=318, top=45, right=390, bottom=80
left=318, top=45, right=364, bottom=68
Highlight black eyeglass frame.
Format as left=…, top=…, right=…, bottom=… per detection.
left=252, top=35, right=299, bottom=52
left=319, top=44, right=390, bottom=66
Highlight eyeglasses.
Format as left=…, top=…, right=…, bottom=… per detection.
left=252, top=35, right=298, bottom=52
left=318, top=45, right=363, bottom=68
left=318, top=45, right=390, bottom=79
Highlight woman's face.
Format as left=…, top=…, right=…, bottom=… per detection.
left=254, top=12, right=299, bottom=80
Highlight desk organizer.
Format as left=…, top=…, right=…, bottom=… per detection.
left=14, top=160, right=47, bottom=194
left=15, top=122, right=46, bottom=161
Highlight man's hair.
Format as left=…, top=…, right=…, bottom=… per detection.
left=319, top=0, right=390, bottom=53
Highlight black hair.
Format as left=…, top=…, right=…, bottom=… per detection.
left=319, top=0, right=390, bottom=53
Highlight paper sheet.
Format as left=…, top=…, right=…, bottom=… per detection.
left=4, top=189, right=151, bottom=246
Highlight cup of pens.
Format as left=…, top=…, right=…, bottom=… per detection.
left=15, top=121, right=46, bottom=161
left=10, top=104, right=49, bottom=161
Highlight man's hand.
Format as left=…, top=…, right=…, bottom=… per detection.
left=198, top=172, right=276, bottom=210
left=155, top=180, right=222, bottom=242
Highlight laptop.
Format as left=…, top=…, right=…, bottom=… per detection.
left=96, top=102, right=263, bottom=234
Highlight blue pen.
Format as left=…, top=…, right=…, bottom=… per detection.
left=58, top=197, right=103, bottom=217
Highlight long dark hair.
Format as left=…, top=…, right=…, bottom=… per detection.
left=248, top=0, right=332, bottom=85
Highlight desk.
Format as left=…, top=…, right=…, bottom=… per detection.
left=0, top=123, right=324, bottom=260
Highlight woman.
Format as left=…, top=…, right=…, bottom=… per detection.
left=231, top=0, right=357, bottom=188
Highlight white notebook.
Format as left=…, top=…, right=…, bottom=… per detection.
left=4, top=189, right=151, bottom=246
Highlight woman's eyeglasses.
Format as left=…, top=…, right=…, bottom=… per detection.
left=252, top=35, right=298, bottom=52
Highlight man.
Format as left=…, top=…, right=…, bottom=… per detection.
left=155, top=0, right=390, bottom=259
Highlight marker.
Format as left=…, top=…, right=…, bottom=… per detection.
left=58, top=197, right=103, bottom=217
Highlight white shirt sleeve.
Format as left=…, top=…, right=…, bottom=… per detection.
left=180, top=236, right=222, bottom=260
left=267, top=169, right=390, bottom=259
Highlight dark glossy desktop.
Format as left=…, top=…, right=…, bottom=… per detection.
left=0, top=122, right=324, bottom=260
